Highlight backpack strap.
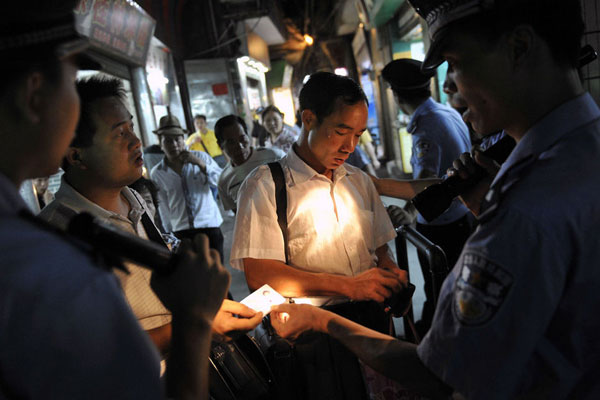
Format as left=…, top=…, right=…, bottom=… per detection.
left=267, top=162, right=289, bottom=264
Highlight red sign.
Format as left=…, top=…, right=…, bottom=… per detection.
left=212, top=83, right=229, bottom=96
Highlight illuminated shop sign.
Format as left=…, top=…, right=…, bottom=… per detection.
left=74, top=0, right=156, bottom=66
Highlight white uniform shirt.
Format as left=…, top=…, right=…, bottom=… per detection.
left=217, top=146, right=284, bottom=211
left=150, top=151, right=223, bottom=232
left=40, top=178, right=172, bottom=330
left=230, top=148, right=396, bottom=276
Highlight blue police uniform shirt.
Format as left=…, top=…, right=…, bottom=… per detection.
left=0, top=173, right=162, bottom=398
left=417, top=93, right=600, bottom=399
left=408, top=97, right=471, bottom=225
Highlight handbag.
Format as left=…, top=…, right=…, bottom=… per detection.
left=137, top=198, right=274, bottom=400
left=209, top=335, right=274, bottom=400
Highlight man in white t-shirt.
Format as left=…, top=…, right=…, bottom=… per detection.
left=214, top=114, right=284, bottom=213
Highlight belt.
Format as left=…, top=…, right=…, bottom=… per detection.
left=288, top=296, right=351, bottom=307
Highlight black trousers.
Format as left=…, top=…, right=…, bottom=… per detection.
left=416, top=213, right=474, bottom=332
left=290, top=301, right=390, bottom=400
left=173, top=227, right=224, bottom=263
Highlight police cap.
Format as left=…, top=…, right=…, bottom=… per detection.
left=0, top=0, right=101, bottom=71
left=407, top=0, right=496, bottom=70
left=381, top=58, right=435, bottom=95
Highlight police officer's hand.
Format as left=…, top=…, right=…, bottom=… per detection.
left=447, top=147, right=501, bottom=216
left=270, top=303, right=327, bottom=341
left=151, top=234, right=230, bottom=324
left=348, top=268, right=406, bottom=303
left=387, top=204, right=416, bottom=227
left=212, top=299, right=263, bottom=341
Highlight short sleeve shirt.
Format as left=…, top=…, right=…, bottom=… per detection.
left=417, top=94, right=600, bottom=399
left=217, top=147, right=284, bottom=211
left=408, top=97, right=471, bottom=225
left=186, top=129, right=223, bottom=157
left=230, top=148, right=396, bottom=275
left=39, top=178, right=172, bottom=330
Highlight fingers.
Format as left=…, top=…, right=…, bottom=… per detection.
left=219, top=299, right=258, bottom=318
left=387, top=206, right=412, bottom=226
left=191, top=234, right=211, bottom=261
left=270, top=303, right=292, bottom=314
left=473, top=148, right=501, bottom=175
left=228, top=312, right=263, bottom=331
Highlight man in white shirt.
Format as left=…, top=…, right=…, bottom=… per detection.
left=231, top=72, right=409, bottom=399
left=150, top=114, right=225, bottom=259
left=41, top=76, right=261, bottom=353
left=214, top=114, right=284, bottom=213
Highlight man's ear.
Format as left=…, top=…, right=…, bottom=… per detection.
left=15, top=71, right=45, bottom=125
left=506, top=24, right=535, bottom=68
left=301, top=109, right=317, bottom=131
left=65, top=147, right=86, bottom=169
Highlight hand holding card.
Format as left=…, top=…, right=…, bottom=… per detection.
left=240, top=284, right=287, bottom=315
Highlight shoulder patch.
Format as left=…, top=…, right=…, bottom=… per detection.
left=453, top=251, right=513, bottom=326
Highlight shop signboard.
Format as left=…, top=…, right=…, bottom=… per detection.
left=74, top=0, right=156, bottom=67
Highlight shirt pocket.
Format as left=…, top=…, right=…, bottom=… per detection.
left=353, top=208, right=376, bottom=266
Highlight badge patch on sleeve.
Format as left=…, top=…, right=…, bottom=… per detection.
left=453, top=252, right=513, bottom=326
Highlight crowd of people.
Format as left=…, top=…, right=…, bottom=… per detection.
left=1, top=0, right=599, bottom=399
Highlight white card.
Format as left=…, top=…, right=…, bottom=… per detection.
left=240, top=284, right=286, bottom=315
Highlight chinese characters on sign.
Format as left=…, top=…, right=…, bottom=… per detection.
left=74, top=0, right=156, bottom=66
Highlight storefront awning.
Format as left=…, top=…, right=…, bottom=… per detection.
left=369, top=0, right=406, bottom=28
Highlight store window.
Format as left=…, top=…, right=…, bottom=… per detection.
left=146, top=37, right=186, bottom=136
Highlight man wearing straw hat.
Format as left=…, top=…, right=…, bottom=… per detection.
left=150, top=110, right=225, bottom=259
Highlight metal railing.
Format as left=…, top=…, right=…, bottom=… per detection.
left=394, top=225, right=448, bottom=343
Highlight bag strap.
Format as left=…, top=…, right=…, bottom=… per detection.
left=131, top=190, right=170, bottom=250
left=267, top=161, right=289, bottom=264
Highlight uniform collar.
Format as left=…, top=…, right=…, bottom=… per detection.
left=492, top=93, right=600, bottom=188
left=285, top=145, right=354, bottom=186
left=55, top=176, right=144, bottom=224
left=407, top=97, right=436, bottom=133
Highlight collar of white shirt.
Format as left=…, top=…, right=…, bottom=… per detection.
left=285, top=145, right=356, bottom=186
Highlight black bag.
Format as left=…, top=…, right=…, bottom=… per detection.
left=209, top=334, right=275, bottom=400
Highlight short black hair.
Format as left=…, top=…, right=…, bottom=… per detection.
left=73, top=75, right=126, bottom=148
left=299, top=72, right=368, bottom=123
left=214, top=115, right=248, bottom=145
left=61, top=75, right=125, bottom=171
left=261, top=105, right=283, bottom=121
left=452, top=0, right=584, bottom=69
left=194, top=114, right=207, bottom=121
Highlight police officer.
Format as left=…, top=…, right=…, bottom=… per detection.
left=0, top=1, right=229, bottom=398
left=382, top=58, right=472, bottom=333
left=268, top=0, right=600, bottom=398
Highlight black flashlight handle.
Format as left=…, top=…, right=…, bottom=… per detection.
left=411, top=135, right=515, bottom=222
left=68, top=212, right=176, bottom=274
